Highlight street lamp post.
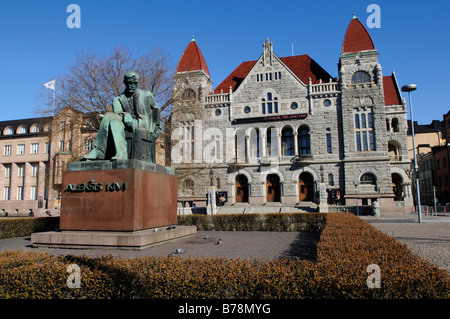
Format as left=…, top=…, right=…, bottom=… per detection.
left=402, top=84, right=422, bottom=223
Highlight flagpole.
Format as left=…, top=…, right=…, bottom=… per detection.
left=44, top=79, right=56, bottom=116
left=52, top=87, right=55, bottom=116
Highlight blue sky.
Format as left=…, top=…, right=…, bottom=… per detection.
left=1, top=0, right=449, bottom=124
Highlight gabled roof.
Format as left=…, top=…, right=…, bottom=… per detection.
left=342, top=16, right=375, bottom=54
left=213, top=54, right=333, bottom=93
left=383, top=75, right=402, bottom=105
left=176, top=38, right=210, bottom=77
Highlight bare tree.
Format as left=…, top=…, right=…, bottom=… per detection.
left=36, top=45, right=176, bottom=163
left=37, top=45, right=174, bottom=125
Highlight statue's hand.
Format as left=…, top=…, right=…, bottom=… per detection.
left=123, top=113, right=134, bottom=129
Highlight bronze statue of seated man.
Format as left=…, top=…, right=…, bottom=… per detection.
left=82, top=71, right=161, bottom=163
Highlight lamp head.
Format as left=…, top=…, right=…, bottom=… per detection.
left=401, top=84, right=417, bottom=92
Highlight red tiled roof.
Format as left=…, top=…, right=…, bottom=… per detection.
left=342, top=18, right=375, bottom=54
left=383, top=75, right=402, bottom=105
left=213, top=61, right=255, bottom=93
left=280, top=55, right=333, bottom=85
left=213, top=55, right=333, bottom=93
left=176, top=39, right=210, bottom=77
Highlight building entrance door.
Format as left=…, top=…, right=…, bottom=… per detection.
left=235, top=174, right=249, bottom=202
left=266, top=174, right=281, bottom=202
left=299, top=172, right=314, bottom=201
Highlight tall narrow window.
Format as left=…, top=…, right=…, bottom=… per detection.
left=274, top=97, right=278, bottom=113
left=17, top=186, right=24, bottom=200
left=361, top=114, right=367, bottom=128
left=3, top=186, right=10, bottom=200
left=17, top=164, right=24, bottom=177
left=30, top=143, right=39, bottom=154
left=298, top=127, right=311, bottom=155
left=262, top=98, right=266, bottom=114
left=4, top=164, right=11, bottom=178
left=326, top=132, right=332, bottom=153
left=328, top=173, right=334, bottom=186
left=266, top=128, right=273, bottom=156
left=3, top=145, right=11, bottom=156
left=30, top=186, right=37, bottom=200
left=281, top=127, right=294, bottom=156
left=355, top=108, right=375, bottom=152
left=356, top=132, right=362, bottom=151
left=17, top=144, right=25, bottom=155
left=267, top=93, right=273, bottom=114
left=31, top=163, right=39, bottom=177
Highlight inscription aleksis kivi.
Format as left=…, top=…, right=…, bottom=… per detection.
left=64, top=181, right=127, bottom=193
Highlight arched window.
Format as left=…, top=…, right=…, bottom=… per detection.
left=351, top=71, right=371, bottom=84
left=182, top=179, right=194, bottom=196
left=266, top=127, right=275, bottom=156
left=328, top=173, right=334, bottom=186
left=298, top=126, right=311, bottom=155
left=249, top=128, right=260, bottom=159
left=355, top=114, right=360, bottom=129
left=267, top=93, right=273, bottom=114
left=3, top=126, right=14, bottom=135
left=281, top=127, right=294, bottom=156
left=30, top=124, right=40, bottom=133
left=388, top=141, right=401, bottom=161
left=17, top=125, right=27, bottom=134
left=234, top=128, right=246, bottom=163
left=360, top=173, right=377, bottom=185
left=182, top=89, right=196, bottom=100
left=326, top=128, right=332, bottom=153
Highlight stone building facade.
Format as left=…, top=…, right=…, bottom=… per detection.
left=171, top=16, right=413, bottom=213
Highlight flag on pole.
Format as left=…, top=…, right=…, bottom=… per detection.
left=44, top=79, right=56, bottom=90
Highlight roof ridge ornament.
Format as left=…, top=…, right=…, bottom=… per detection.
left=191, top=36, right=195, bottom=42
left=352, top=12, right=357, bottom=19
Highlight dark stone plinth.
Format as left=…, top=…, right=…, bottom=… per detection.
left=59, top=160, right=177, bottom=232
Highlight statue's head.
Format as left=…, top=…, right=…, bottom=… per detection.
left=124, top=71, right=140, bottom=94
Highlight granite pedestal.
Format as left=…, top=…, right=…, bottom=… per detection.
left=32, top=160, right=196, bottom=250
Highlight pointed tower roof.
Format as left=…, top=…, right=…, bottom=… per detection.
left=342, top=15, right=375, bottom=54
left=176, top=37, right=210, bottom=77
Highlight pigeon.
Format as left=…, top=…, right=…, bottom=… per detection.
left=167, top=253, right=174, bottom=257
left=216, top=239, right=222, bottom=245
left=153, top=228, right=161, bottom=232
left=166, top=226, right=172, bottom=231
left=203, top=234, right=209, bottom=239
left=175, top=248, right=185, bottom=254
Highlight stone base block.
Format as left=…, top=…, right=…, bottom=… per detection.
left=31, top=226, right=197, bottom=251
left=60, top=160, right=177, bottom=232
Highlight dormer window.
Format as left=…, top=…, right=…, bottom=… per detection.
left=17, top=125, right=27, bottom=134
left=351, top=71, right=371, bottom=84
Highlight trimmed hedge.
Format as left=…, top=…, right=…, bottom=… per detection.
left=177, top=213, right=326, bottom=232
left=0, top=213, right=448, bottom=298
left=0, top=217, right=59, bottom=239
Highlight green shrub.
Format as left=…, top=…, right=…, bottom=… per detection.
left=0, top=217, right=59, bottom=239
left=178, top=213, right=326, bottom=232
left=0, top=213, right=448, bottom=299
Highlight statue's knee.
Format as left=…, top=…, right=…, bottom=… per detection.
left=104, top=112, right=122, bottom=122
